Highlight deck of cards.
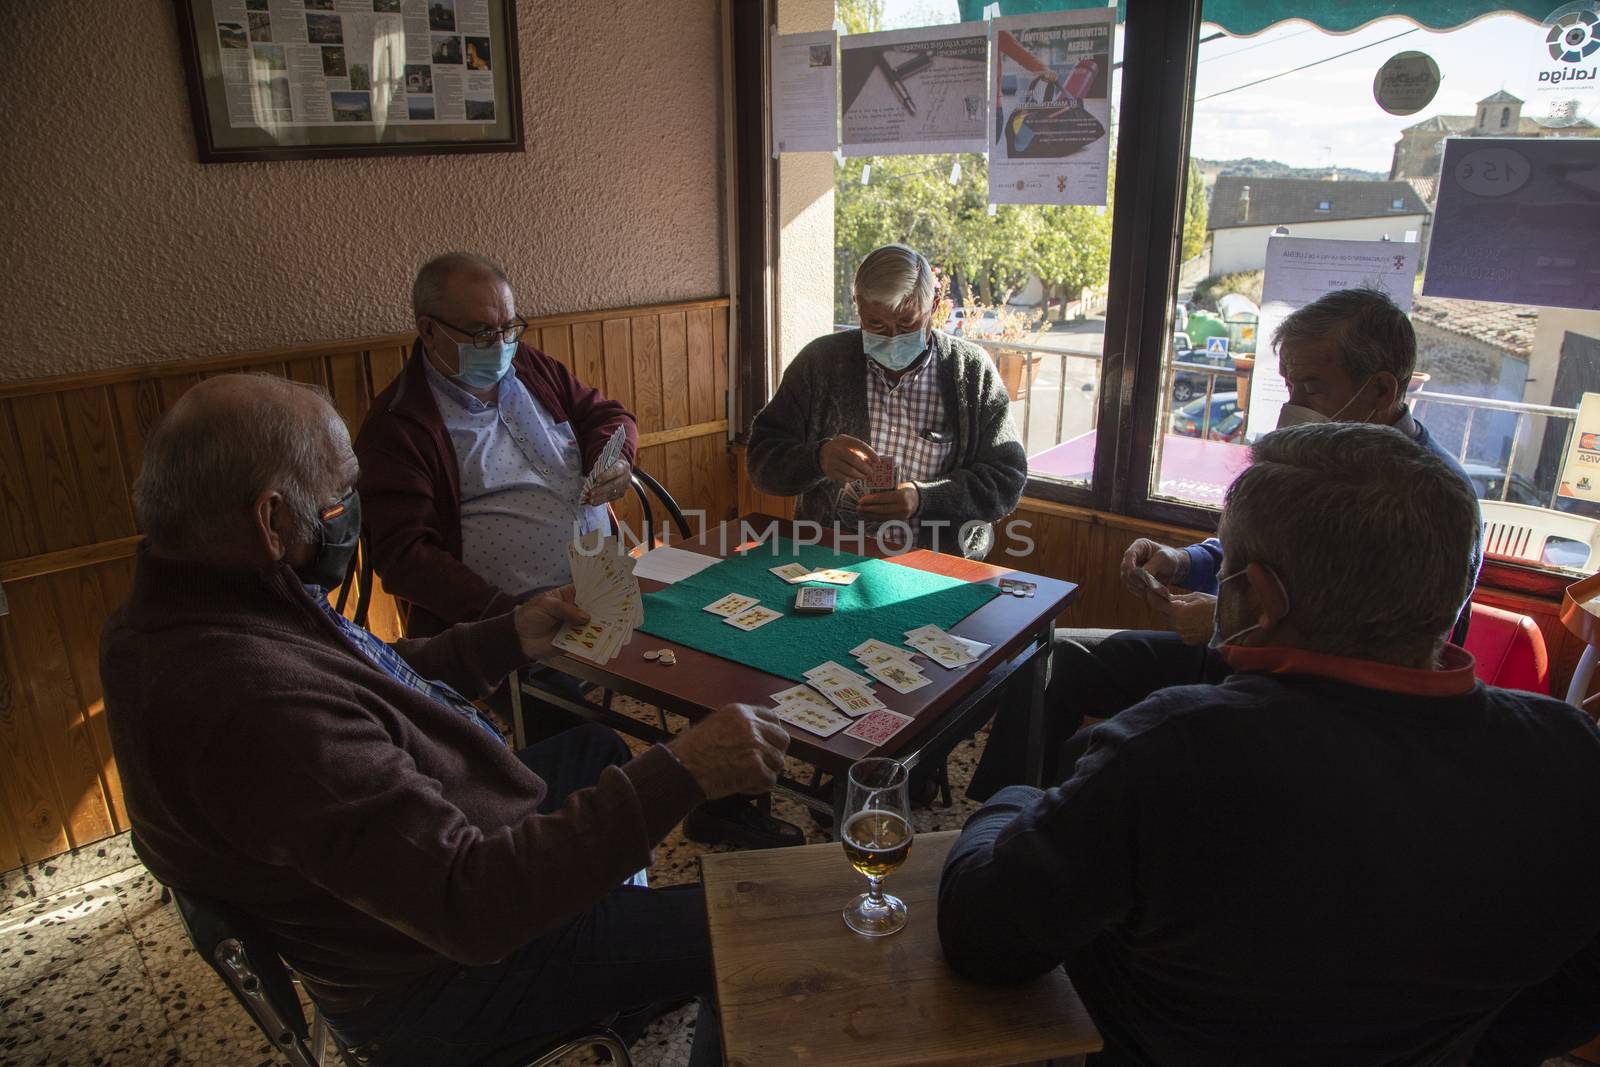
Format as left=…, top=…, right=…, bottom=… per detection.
left=580, top=425, right=628, bottom=503
left=551, top=531, right=642, bottom=664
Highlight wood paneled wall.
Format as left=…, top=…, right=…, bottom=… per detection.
left=0, top=298, right=734, bottom=871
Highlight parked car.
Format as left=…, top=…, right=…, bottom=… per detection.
left=1206, top=409, right=1247, bottom=444
left=1171, top=347, right=1237, bottom=402
left=947, top=308, right=1001, bottom=338
left=1171, top=392, right=1238, bottom=437
left=1461, top=461, right=1542, bottom=507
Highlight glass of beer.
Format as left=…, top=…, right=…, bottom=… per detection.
left=841, top=758, right=914, bottom=936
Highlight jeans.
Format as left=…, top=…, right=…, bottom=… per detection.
left=325, top=723, right=721, bottom=1067
left=968, top=628, right=1229, bottom=800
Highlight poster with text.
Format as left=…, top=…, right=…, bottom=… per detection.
left=840, top=23, right=987, bottom=156
left=988, top=7, right=1114, bottom=206
left=210, top=0, right=498, bottom=128
left=1244, top=236, right=1421, bottom=440
left=1558, top=392, right=1600, bottom=504
left=1423, top=136, right=1600, bottom=311
left=772, top=29, right=839, bottom=154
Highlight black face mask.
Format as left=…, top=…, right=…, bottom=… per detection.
left=297, top=489, right=361, bottom=591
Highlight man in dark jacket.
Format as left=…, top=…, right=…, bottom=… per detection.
left=941, top=422, right=1600, bottom=1067
left=747, top=244, right=1027, bottom=560
left=103, top=374, right=789, bottom=1067
left=356, top=253, right=800, bottom=849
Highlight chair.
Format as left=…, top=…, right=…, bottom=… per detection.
left=1461, top=602, right=1549, bottom=694
left=1478, top=500, right=1600, bottom=572
left=168, top=883, right=633, bottom=1067
left=622, top=466, right=693, bottom=551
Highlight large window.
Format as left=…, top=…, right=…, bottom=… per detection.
left=832, top=0, right=1124, bottom=490
left=1148, top=5, right=1600, bottom=575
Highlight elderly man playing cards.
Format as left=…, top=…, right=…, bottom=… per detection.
left=358, top=253, right=803, bottom=850
left=747, top=243, right=1028, bottom=560
left=103, top=374, right=791, bottom=1067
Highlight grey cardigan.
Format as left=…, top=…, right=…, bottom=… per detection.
left=747, top=329, right=1028, bottom=559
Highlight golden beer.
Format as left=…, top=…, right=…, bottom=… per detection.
left=842, top=810, right=913, bottom=879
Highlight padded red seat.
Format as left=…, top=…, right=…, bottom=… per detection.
left=1463, top=602, right=1550, bottom=694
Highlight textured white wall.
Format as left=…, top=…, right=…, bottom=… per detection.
left=775, top=0, right=836, bottom=375
left=0, top=1, right=726, bottom=382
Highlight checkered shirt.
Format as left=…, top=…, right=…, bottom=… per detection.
left=866, top=349, right=952, bottom=485
left=313, top=590, right=505, bottom=743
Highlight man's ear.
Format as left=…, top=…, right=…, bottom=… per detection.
left=252, top=489, right=289, bottom=562
left=1244, top=561, right=1289, bottom=627
left=1374, top=371, right=1404, bottom=416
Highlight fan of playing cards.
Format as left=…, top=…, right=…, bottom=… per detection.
left=580, top=425, right=628, bottom=503
left=551, top=530, right=643, bottom=664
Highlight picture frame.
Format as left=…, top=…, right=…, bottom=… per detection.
left=173, top=0, right=523, bottom=164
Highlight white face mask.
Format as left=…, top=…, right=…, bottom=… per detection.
left=1208, top=564, right=1291, bottom=649
left=1275, top=375, right=1383, bottom=430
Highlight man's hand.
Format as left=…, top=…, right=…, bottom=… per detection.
left=819, top=434, right=878, bottom=484
left=1120, top=537, right=1190, bottom=598
left=856, top=482, right=920, bottom=521
left=582, top=460, right=632, bottom=506
left=668, top=704, right=790, bottom=800
left=1148, top=590, right=1215, bottom=645
left=514, top=586, right=590, bottom=659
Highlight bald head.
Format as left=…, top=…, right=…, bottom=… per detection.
left=133, top=374, right=356, bottom=560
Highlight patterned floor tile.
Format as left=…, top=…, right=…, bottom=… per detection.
left=10, top=939, right=180, bottom=1066
left=0, top=835, right=141, bottom=915
left=107, top=867, right=182, bottom=944
left=0, top=883, right=129, bottom=995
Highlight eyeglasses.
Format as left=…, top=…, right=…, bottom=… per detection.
left=427, top=314, right=529, bottom=349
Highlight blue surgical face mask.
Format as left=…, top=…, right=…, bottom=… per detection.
left=863, top=328, right=928, bottom=371
left=452, top=337, right=516, bottom=389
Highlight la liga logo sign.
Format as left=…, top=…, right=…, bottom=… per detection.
left=1533, top=3, right=1600, bottom=125
left=1546, top=7, right=1600, bottom=63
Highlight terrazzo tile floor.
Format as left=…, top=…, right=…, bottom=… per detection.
left=0, top=694, right=1588, bottom=1067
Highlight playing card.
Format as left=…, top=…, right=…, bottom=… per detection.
left=580, top=425, right=628, bottom=499
left=552, top=620, right=612, bottom=662
left=724, top=605, right=783, bottom=631
left=851, top=639, right=917, bottom=664
left=775, top=701, right=852, bottom=737
left=703, top=593, right=760, bottom=617
left=904, top=624, right=945, bottom=643
left=556, top=531, right=642, bottom=665
left=805, top=661, right=874, bottom=689
left=807, top=568, right=860, bottom=586
left=865, top=457, right=897, bottom=491
left=815, top=681, right=886, bottom=716
left=867, top=660, right=931, bottom=694
left=771, top=684, right=834, bottom=711
left=908, top=635, right=979, bottom=669
left=769, top=562, right=814, bottom=584
left=794, top=587, right=837, bottom=614
left=844, top=707, right=915, bottom=746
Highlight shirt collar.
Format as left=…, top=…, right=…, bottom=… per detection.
left=1220, top=642, right=1478, bottom=697
left=1391, top=402, right=1418, bottom=441
left=422, top=355, right=494, bottom=413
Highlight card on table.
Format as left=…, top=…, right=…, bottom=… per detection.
left=850, top=638, right=909, bottom=661
left=909, top=635, right=979, bottom=669
left=724, top=605, right=783, bottom=631
left=769, top=562, right=814, bottom=584
left=775, top=702, right=852, bottom=738
left=867, top=660, right=931, bottom=694
left=807, top=568, right=860, bottom=586
left=857, top=647, right=918, bottom=669
left=816, top=682, right=886, bottom=716
left=805, top=661, right=875, bottom=689
left=844, top=707, right=915, bottom=746
left=794, top=587, right=837, bottom=614
left=703, top=593, right=760, bottom=617
left=771, top=684, right=834, bottom=712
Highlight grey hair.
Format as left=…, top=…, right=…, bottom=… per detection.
left=132, top=375, right=350, bottom=556
left=412, top=252, right=512, bottom=318
left=852, top=244, right=935, bottom=314
left=1272, top=287, right=1417, bottom=387
left=1219, top=422, right=1478, bottom=665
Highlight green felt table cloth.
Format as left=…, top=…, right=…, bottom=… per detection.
left=637, top=540, right=1002, bottom=684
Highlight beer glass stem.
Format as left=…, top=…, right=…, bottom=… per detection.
left=866, top=875, right=886, bottom=907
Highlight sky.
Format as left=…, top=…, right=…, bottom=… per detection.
left=875, top=2, right=1590, bottom=173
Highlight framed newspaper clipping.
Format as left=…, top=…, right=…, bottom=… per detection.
left=174, top=0, right=523, bottom=163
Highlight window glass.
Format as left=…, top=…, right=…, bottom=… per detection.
left=1156, top=6, right=1600, bottom=575
left=832, top=0, right=1125, bottom=489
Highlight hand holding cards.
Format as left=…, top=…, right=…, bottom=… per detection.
left=551, top=532, right=642, bottom=664
left=579, top=425, right=628, bottom=503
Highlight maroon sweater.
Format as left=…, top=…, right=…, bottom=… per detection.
left=355, top=340, right=638, bottom=637
left=101, top=549, right=701, bottom=1014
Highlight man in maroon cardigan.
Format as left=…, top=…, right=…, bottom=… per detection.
left=357, top=253, right=801, bottom=850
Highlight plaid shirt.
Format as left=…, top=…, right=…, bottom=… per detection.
left=313, top=590, right=505, bottom=743
left=866, top=348, right=952, bottom=483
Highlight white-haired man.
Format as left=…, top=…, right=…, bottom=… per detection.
left=747, top=243, right=1028, bottom=559
left=941, top=422, right=1600, bottom=1066
left=103, top=374, right=789, bottom=1067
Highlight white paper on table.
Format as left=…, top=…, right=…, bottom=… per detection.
left=631, top=545, right=721, bottom=584
left=1243, top=236, right=1420, bottom=440
left=771, top=28, right=838, bottom=154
